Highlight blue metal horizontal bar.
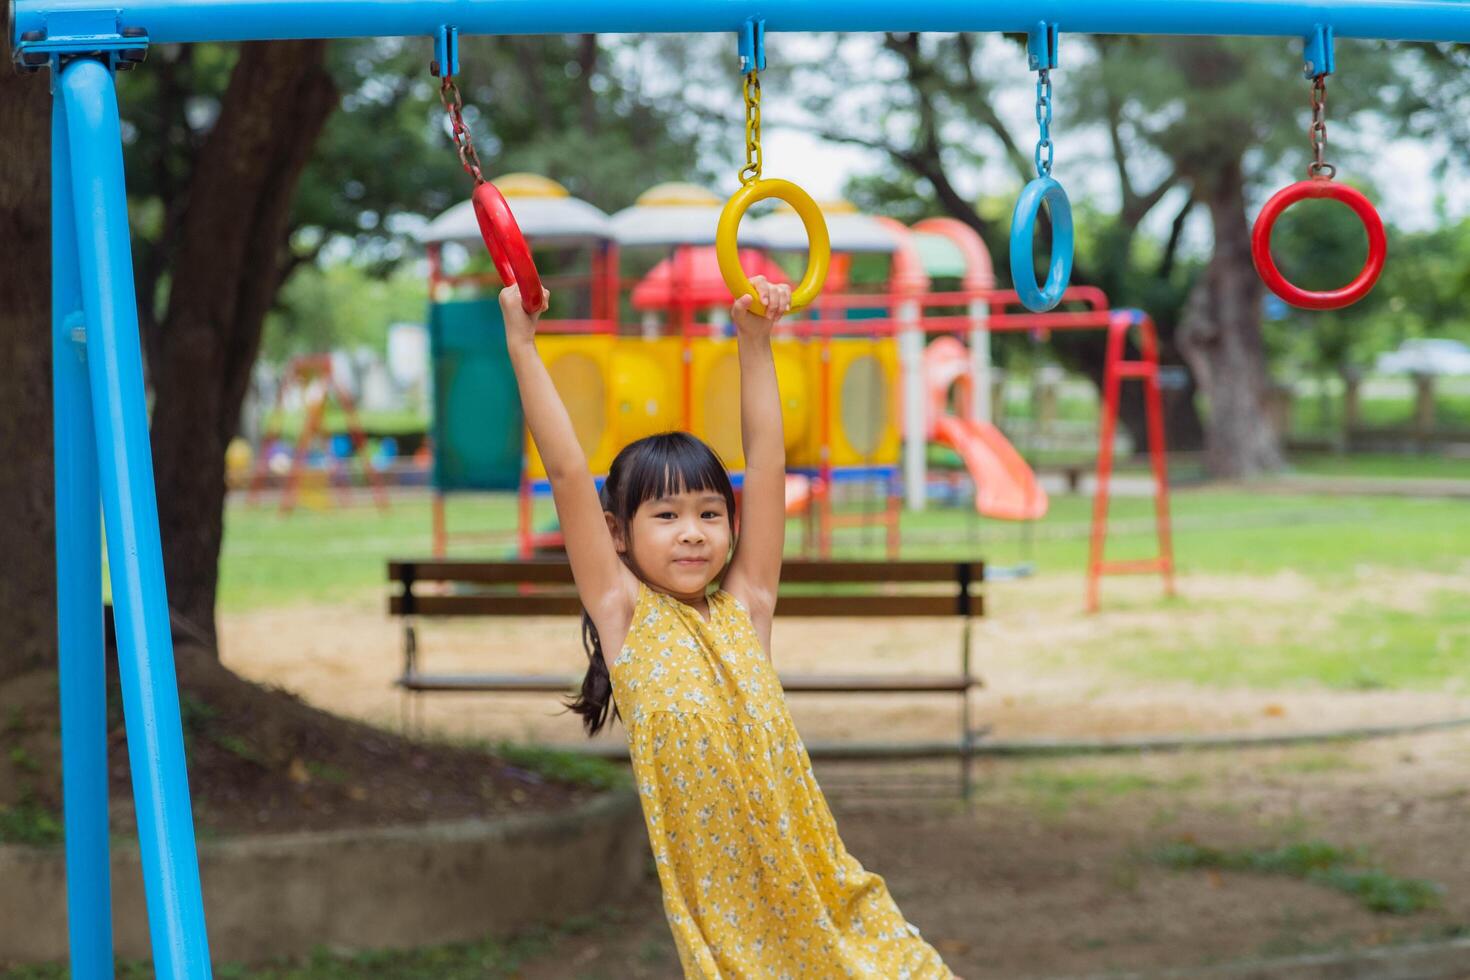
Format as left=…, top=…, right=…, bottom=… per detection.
left=14, top=0, right=1470, bottom=47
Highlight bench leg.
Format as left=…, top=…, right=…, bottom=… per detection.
left=961, top=694, right=974, bottom=807
left=960, top=616, right=974, bottom=807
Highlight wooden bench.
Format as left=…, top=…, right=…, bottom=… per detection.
left=387, top=559, right=985, bottom=798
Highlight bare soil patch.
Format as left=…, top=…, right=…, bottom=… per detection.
left=0, top=648, right=598, bottom=842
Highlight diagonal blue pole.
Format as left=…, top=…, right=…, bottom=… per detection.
left=58, top=56, right=213, bottom=980
left=52, top=77, right=115, bottom=980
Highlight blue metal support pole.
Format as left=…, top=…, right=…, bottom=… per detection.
left=14, top=0, right=1470, bottom=48
left=51, top=78, right=115, bottom=980
left=58, top=56, right=213, bottom=980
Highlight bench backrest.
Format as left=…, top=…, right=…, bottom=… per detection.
left=388, top=559, right=983, bottom=619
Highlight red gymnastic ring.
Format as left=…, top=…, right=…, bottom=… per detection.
left=1251, top=178, right=1386, bottom=311
left=471, top=181, right=544, bottom=314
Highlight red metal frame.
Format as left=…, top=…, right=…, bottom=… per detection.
left=246, top=354, right=390, bottom=514
left=1086, top=310, right=1175, bottom=612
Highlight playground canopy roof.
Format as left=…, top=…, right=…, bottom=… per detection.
left=418, top=173, right=612, bottom=246
left=751, top=199, right=901, bottom=254
left=611, top=183, right=771, bottom=249
left=911, top=232, right=970, bottom=279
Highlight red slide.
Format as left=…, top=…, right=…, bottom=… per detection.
left=924, top=336, right=1048, bottom=521
left=932, top=415, right=1049, bottom=521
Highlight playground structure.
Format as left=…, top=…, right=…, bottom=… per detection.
left=243, top=354, right=390, bottom=513
left=16, top=0, right=1465, bottom=975
left=422, top=177, right=1172, bottom=592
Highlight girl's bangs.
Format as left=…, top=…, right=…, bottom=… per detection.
left=618, top=433, right=734, bottom=516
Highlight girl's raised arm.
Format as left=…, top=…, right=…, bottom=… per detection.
left=502, top=286, right=633, bottom=627
left=722, top=276, right=792, bottom=629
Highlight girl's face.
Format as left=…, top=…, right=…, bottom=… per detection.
left=612, top=487, right=732, bottom=600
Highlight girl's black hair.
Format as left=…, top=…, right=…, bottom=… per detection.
left=566, top=431, right=737, bottom=736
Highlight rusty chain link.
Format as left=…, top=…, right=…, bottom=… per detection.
left=1308, top=74, right=1335, bottom=180
left=439, top=74, right=486, bottom=185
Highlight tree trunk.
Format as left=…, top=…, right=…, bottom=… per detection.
left=1176, top=159, right=1284, bottom=477
left=149, top=41, right=337, bottom=651
left=0, top=66, right=59, bottom=683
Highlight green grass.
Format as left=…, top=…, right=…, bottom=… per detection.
left=879, top=490, right=1470, bottom=582
left=1292, top=390, right=1470, bottom=436
left=1289, top=452, right=1470, bottom=481
left=260, top=408, right=428, bottom=440
left=1155, top=840, right=1443, bottom=915
left=1008, top=769, right=1202, bottom=816
left=1265, top=750, right=1361, bottom=775
left=217, top=487, right=1470, bottom=613
left=1111, top=589, right=1470, bottom=692
left=2, top=918, right=590, bottom=979
left=490, top=742, right=631, bottom=792
left=0, top=797, right=63, bottom=846
left=218, top=493, right=521, bottom=612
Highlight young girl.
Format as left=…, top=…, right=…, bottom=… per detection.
left=503, top=279, right=956, bottom=978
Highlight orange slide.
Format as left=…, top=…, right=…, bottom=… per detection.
left=784, top=473, right=812, bottom=515
left=924, top=337, right=1048, bottom=521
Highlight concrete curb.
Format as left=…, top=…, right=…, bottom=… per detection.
left=1062, top=936, right=1470, bottom=980
left=0, top=788, right=646, bottom=966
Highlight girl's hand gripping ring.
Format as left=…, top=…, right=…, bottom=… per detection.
left=717, top=179, right=830, bottom=317
left=472, top=181, right=545, bottom=314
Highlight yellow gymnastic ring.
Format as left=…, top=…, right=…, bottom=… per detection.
left=717, top=178, right=830, bottom=317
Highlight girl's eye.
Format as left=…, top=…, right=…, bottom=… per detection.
left=702, top=511, right=722, bottom=519
left=656, top=511, right=676, bottom=520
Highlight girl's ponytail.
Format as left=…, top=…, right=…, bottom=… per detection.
left=567, top=609, right=619, bottom=736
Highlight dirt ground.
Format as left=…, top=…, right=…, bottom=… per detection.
left=216, top=570, right=1470, bottom=977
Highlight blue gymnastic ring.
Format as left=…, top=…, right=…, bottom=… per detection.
left=1009, top=176, right=1074, bottom=313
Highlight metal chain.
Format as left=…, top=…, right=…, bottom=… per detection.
left=1308, top=74, right=1335, bottom=180
left=1034, top=68, right=1054, bottom=178
left=439, top=75, right=486, bottom=185
left=740, top=70, right=763, bottom=185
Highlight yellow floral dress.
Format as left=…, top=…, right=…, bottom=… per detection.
left=609, top=582, right=955, bottom=979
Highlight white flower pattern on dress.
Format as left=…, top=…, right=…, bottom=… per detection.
left=607, top=582, right=955, bottom=979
